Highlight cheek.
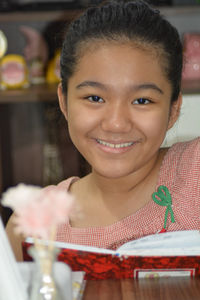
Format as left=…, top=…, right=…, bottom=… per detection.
left=67, top=112, right=83, bottom=141
left=136, top=110, right=170, bottom=141
left=67, top=105, right=98, bottom=140
left=67, top=116, right=85, bottom=153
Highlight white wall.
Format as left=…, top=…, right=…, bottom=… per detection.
left=163, top=94, right=200, bottom=147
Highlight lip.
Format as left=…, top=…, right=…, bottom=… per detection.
left=95, top=138, right=137, bottom=154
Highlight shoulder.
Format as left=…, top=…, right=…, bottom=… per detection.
left=159, top=137, right=200, bottom=193
left=165, top=137, right=200, bottom=169
left=57, top=176, right=80, bottom=191
left=170, top=137, right=200, bottom=156
left=170, top=137, right=200, bottom=172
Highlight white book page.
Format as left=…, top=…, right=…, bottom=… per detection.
left=27, top=230, right=200, bottom=257
left=26, top=237, right=115, bottom=255
left=118, top=230, right=200, bottom=255
left=0, top=217, right=27, bottom=300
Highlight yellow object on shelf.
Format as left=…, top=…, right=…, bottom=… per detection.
left=46, top=50, right=61, bottom=84
left=0, top=30, right=7, bottom=59
left=0, top=54, right=29, bottom=90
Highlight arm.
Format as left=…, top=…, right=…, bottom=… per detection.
left=6, top=214, right=24, bottom=261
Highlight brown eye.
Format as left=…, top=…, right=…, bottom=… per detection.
left=133, top=98, right=151, bottom=105
left=88, top=95, right=104, bottom=103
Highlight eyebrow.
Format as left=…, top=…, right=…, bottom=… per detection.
left=136, top=83, right=164, bottom=94
left=76, top=80, right=164, bottom=94
left=76, top=81, right=107, bottom=90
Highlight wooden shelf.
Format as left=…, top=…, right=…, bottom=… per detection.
left=160, top=5, right=200, bottom=16
left=0, top=83, right=58, bottom=103
left=0, top=5, right=200, bottom=23
left=0, top=81, right=199, bottom=104
left=182, top=80, right=200, bottom=95
left=0, top=9, right=82, bottom=23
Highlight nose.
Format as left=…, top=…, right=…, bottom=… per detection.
left=101, top=102, right=132, bottom=133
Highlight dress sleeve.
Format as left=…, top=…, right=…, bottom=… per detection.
left=175, top=137, right=200, bottom=209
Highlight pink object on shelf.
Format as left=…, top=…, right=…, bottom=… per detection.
left=182, top=33, right=200, bottom=80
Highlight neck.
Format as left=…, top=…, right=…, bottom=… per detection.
left=70, top=148, right=167, bottom=227
left=89, top=149, right=165, bottom=200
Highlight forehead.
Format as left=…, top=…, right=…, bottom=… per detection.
left=68, top=40, right=172, bottom=99
left=76, top=38, right=168, bottom=75
left=73, top=40, right=168, bottom=79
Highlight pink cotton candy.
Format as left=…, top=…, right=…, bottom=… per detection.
left=2, top=183, right=74, bottom=239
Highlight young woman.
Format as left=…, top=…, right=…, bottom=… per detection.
left=6, top=0, right=200, bottom=259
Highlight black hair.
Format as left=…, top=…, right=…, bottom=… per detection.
left=60, top=0, right=183, bottom=102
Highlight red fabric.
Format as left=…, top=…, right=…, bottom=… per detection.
left=56, top=138, right=200, bottom=250
left=23, top=242, right=200, bottom=280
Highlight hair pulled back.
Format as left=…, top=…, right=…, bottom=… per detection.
left=60, top=0, right=183, bottom=102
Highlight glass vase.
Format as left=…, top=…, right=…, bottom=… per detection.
left=28, top=244, right=62, bottom=300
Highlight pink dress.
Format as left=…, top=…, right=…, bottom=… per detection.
left=56, top=138, right=200, bottom=250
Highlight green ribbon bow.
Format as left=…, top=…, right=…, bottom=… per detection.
left=152, top=185, right=175, bottom=229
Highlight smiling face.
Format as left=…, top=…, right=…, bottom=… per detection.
left=58, top=41, right=181, bottom=179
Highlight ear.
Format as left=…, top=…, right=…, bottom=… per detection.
left=57, top=83, right=68, bottom=120
left=167, top=93, right=182, bottom=130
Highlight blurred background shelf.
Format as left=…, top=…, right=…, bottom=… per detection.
left=0, top=83, right=58, bottom=103
left=0, top=9, right=82, bottom=23
left=0, top=80, right=199, bottom=104
left=0, top=4, right=200, bottom=22
left=182, top=80, right=200, bottom=95
left=160, top=5, right=200, bottom=15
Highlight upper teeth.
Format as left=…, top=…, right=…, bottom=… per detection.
left=97, top=139, right=133, bottom=148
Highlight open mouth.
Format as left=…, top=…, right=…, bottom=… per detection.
left=96, top=139, right=134, bottom=149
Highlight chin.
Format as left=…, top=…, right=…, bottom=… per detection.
left=94, top=167, right=134, bottom=179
